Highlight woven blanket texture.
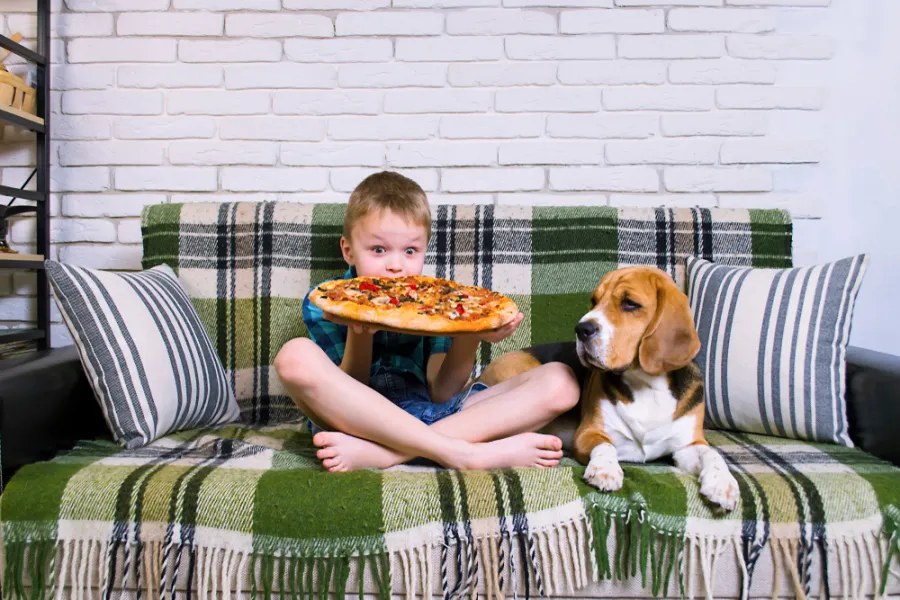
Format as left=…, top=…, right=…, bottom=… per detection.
left=139, top=203, right=793, bottom=426
left=1, top=423, right=899, bottom=600
left=9, top=202, right=896, bottom=600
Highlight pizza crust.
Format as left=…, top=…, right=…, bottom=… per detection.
left=309, top=275, right=518, bottom=334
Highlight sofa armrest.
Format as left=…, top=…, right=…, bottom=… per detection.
left=0, top=346, right=110, bottom=487
left=845, top=346, right=900, bottom=467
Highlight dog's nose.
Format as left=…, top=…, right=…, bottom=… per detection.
left=575, top=320, right=599, bottom=341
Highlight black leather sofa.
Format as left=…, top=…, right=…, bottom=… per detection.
left=1, top=344, right=898, bottom=487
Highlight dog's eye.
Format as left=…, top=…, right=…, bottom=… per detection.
left=621, top=298, right=642, bottom=312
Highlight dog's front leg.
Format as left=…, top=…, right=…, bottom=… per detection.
left=574, top=385, right=624, bottom=492
left=673, top=443, right=739, bottom=511
left=575, top=428, right=624, bottom=492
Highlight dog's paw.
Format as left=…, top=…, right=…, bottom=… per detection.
left=584, top=443, right=624, bottom=492
left=699, top=464, right=739, bottom=512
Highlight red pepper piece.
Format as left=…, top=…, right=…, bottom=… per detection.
left=390, top=297, right=398, bottom=305
left=460, top=293, right=469, bottom=298
left=456, top=304, right=464, bottom=315
left=409, top=284, right=417, bottom=290
left=359, top=283, right=378, bottom=292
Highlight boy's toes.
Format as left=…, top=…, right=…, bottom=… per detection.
left=536, top=457, right=560, bottom=468
left=317, top=447, right=338, bottom=460
left=538, top=434, right=563, bottom=451
left=313, top=432, right=333, bottom=448
left=539, top=449, right=564, bottom=460
left=323, top=457, right=340, bottom=470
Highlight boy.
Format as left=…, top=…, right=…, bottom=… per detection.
left=274, top=171, right=580, bottom=472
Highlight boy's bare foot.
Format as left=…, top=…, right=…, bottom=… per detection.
left=313, top=431, right=404, bottom=472
left=451, top=433, right=564, bottom=471
left=313, top=431, right=564, bottom=472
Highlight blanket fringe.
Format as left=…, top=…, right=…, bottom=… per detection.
left=881, top=505, right=900, bottom=596
left=4, top=505, right=900, bottom=600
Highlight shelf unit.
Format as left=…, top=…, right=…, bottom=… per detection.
left=0, top=0, right=51, bottom=352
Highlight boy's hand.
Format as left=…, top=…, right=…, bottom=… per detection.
left=323, top=311, right=380, bottom=335
left=476, top=312, right=524, bottom=344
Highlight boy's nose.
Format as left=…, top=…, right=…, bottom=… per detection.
left=386, top=257, right=403, bottom=273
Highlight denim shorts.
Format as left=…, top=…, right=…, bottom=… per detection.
left=306, top=372, right=489, bottom=436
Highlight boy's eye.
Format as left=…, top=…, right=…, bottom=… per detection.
left=405, top=248, right=417, bottom=256
left=372, top=246, right=385, bottom=254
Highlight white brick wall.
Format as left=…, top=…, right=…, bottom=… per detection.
left=0, top=1, right=833, bottom=345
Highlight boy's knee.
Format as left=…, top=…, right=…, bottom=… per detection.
left=274, top=338, right=324, bottom=385
left=539, top=362, right=581, bottom=413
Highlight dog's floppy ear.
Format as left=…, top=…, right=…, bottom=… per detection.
left=638, top=276, right=700, bottom=375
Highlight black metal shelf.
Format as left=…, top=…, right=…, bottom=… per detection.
left=0, top=258, right=45, bottom=270
left=0, top=33, right=46, bottom=66
left=0, top=106, right=45, bottom=133
left=0, top=329, right=46, bottom=344
left=0, top=185, right=45, bottom=202
left=1, top=0, right=51, bottom=354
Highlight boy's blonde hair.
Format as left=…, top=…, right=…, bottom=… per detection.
left=343, top=171, right=431, bottom=242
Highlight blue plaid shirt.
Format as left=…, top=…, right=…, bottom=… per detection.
left=302, top=267, right=453, bottom=387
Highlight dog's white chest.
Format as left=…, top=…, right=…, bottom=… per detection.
left=600, top=372, right=695, bottom=463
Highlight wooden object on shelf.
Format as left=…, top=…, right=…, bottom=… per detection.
left=0, top=33, right=37, bottom=118
left=0, top=252, right=44, bottom=261
left=0, top=70, right=36, bottom=116
left=0, top=104, right=42, bottom=127
left=0, top=32, right=24, bottom=63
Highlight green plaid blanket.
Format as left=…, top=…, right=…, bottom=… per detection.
left=11, top=201, right=895, bottom=600
left=140, top=203, right=793, bottom=425
left=2, top=424, right=899, bottom=600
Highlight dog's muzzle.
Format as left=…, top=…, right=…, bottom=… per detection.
left=575, top=318, right=607, bottom=369
left=575, top=320, right=598, bottom=341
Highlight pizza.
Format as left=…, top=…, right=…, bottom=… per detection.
left=309, top=275, right=518, bottom=334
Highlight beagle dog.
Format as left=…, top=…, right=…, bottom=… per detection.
left=478, top=266, right=740, bottom=512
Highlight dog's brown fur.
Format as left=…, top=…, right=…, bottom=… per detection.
left=477, top=266, right=706, bottom=464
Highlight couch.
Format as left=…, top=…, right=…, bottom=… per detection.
left=1, top=202, right=899, bottom=600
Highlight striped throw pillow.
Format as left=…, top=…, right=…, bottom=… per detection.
left=687, top=255, right=869, bottom=446
left=47, top=261, right=240, bottom=448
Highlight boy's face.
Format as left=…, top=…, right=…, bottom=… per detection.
left=341, top=209, right=428, bottom=278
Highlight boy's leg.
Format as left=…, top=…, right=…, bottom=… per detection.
left=313, top=362, right=580, bottom=471
left=282, top=381, right=334, bottom=434
left=274, top=338, right=564, bottom=471
left=446, top=361, right=580, bottom=436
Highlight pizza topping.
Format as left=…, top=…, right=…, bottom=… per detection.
left=315, top=275, right=515, bottom=327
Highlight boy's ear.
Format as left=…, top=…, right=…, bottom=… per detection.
left=340, top=236, right=353, bottom=265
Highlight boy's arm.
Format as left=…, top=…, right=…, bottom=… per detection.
left=428, top=337, right=479, bottom=404
left=427, top=312, right=526, bottom=403
left=338, top=328, right=375, bottom=385
left=304, top=293, right=375, bottom=385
